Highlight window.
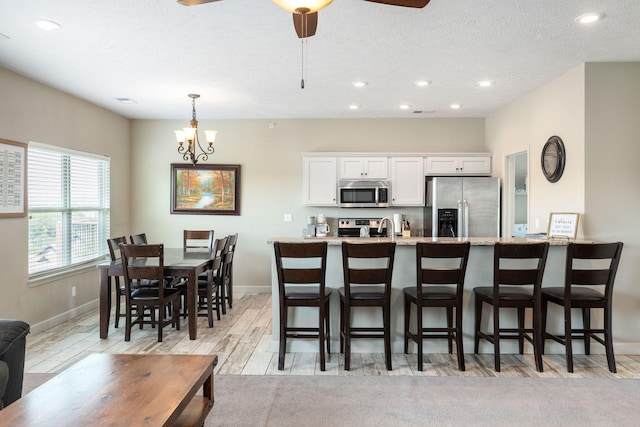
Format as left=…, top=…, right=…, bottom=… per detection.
left=28, top=142, right=110, bottom=277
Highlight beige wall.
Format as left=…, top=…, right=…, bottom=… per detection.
left=486, top=63, right=640, bottom=352
left=583, top=63, right=640, bottom=348
left=486, top=65, right=586, bottom=236
left=0, top=68, right=131, bottom=330
left=130, top=118, right=486, bottom=292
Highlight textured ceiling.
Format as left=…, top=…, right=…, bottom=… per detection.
left=0, top=0, right=639, bottom=120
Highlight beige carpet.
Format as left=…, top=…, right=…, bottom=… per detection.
left=22, top=373, right=640, bottom=426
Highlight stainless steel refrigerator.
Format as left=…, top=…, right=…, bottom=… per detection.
left=424, top=177, right=501, bottom=238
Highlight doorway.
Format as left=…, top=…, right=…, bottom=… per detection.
left=504, top=151, right=528, bottom=237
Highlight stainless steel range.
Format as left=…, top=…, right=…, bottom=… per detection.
left=337, top=218, right=387, bottom=238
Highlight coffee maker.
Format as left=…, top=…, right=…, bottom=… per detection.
left=306, top=216, right=316, bottom=238
left=316, top=214, right=330, bottom=237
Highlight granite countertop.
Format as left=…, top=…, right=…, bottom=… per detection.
left=267, top=236, right=588, bottom=246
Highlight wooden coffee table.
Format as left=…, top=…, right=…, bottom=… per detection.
left=0, top=353, right=218, bottom=427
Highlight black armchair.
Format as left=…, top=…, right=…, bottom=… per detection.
left=0, top=320, right=30, bottom=409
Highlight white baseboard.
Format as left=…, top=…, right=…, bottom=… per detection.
left=234, top=285, right=271, bottom=294
left=29, top=299, right=99, bottom=335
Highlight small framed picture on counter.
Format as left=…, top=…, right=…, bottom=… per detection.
left=547, top=212, right=579, bottom=239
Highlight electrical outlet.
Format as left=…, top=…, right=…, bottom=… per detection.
left=72, top=286, right=76, bottom=297
left=284, top=213, right=293, bottom=222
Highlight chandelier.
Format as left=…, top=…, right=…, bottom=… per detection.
left=174, top=94, right=217, bottom=166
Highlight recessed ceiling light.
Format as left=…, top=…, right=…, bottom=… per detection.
left=415, top=80, right=431, bottom=87
left=116, top=98, right=137, bottom=104
left=35, top=20, right=61, bottom=30
left=450, top=104, right=462, bottom=109
left=575, top=12, right=605, bottom=24
left=349, top=105, right=360, bottom=110
left=399, top=104, right=412, bottom=110
left=476, top=80, right=495, bottom=87
left=352, top=81, right=368, bottom=88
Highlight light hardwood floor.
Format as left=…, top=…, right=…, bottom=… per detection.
left=25, top=293, right=640, bottom=378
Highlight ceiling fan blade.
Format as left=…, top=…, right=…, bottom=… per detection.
left=177, top=0, right=222, bottom=6
left=293, top=12, right=318, bottom=39
left=363, top=0, right=430, bottom=8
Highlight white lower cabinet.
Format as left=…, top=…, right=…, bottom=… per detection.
left=390, top=157, right=424, bottom=206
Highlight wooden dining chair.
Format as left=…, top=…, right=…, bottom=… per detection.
left=107, top=236, right=128, bottom=328
left=541, top=242, right=623, bottom=373
left=274, top=241, right=332, bottom=371
left=176, top=236, right=226, bottom=323
left=196, top=256, right=223, bottom=328
left=183, top=230, right=214, bottom=251
left=473, top=242, right=550, bottom=372
left=129, top=233, right=148, bottom=244
left=119, top=243, right=181, bottom=342
left=221, top=233, right=238, bottom=311
left=340, top=241, right=396, bottom=371
left=404, top=241, right=471, bottom=371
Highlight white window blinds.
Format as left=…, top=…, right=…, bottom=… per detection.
left=28, top=143, right=110, bottom=276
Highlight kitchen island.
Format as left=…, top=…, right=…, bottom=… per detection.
left=268, top=236, right=587, bottom=355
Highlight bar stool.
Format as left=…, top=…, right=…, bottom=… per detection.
left=473, top=242, right=549, bottom=372
left=273, top=241, right=332, bottom=371
left=340, top=241, right=396, bottom=371
left=541, top=242, right=623, bottom=373
left=404, top=242, right=470, bottom=371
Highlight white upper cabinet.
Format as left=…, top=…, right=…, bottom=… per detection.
left=425, top=156, right=491, bottom=176
left=390, top=157, right=424, bottom=206
left=338, top=157, right=388, bottom=179
left=303, top=157, right=337, bottom=206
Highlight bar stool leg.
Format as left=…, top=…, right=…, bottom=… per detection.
left=455, top=305, right=465, bottom=371
left=383, top=303, right=392, bottom=371
left=493, top=304, right=501, bottom=372
left=564, top=304, right=574, bottom=373
left=278, top=305, right=287, bottom=370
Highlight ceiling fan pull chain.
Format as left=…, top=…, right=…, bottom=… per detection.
left=301, top=37, right=305, bottom=89
left=300, top=13, right=306, bottom=89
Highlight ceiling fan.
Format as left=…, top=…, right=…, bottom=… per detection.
left=177, top=0, right=431, bottom=38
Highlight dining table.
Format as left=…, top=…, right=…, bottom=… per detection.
left=97, top=247, right=213, bottom=340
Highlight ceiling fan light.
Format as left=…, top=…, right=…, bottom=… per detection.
left=273, top=0, right=333, bottom=13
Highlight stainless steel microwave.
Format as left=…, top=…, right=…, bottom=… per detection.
left=338, top=180, right=390, bottom=208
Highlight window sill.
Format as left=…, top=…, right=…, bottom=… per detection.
left=28, top=258, right=106, bottom=288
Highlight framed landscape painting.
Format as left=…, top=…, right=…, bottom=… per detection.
left=170, top=163, right=241, bottom=215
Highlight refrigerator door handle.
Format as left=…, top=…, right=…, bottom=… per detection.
left=457, top=200, right=462, bottom=237
left=464, top=199, right=469, bottom=238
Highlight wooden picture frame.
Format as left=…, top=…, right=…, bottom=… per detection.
left=170, top=163, right=241, bottom=215
left=0, top=138, right=27, bottom=218
left=547, top=212, right=579, bottom=239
